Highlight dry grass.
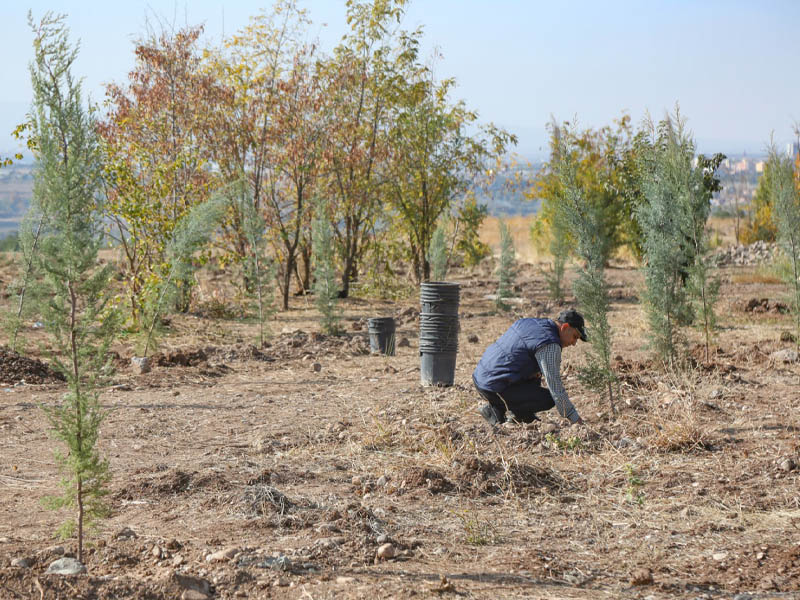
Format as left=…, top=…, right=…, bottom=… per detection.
left=730, top=269, right=783, bottom=285
left=481, top=215, right=542, bottom=264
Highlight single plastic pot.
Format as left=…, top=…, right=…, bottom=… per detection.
left=367, top=317, right=396, bottom=356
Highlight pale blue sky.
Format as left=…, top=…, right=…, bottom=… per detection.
left=2, top=0, right=798, bottom=159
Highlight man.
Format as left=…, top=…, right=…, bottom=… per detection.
left=472, top=309, right=587, bottom=426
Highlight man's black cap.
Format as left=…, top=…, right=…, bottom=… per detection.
left=557, top=309, right=587, bottom=342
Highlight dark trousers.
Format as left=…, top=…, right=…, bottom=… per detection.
left=473, top=375, right=555, bottom=423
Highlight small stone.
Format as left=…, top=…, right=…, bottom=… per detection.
left=779, top=458, right=796, bottom=472
left=115, top=527, right=137, bottom=540
left=467, top=334, right=479, bottom=343
left=312, top=362, right=322, bottom=372
left=273, top=577, right=290, bottom=587
left=131, top=356, right=151, bottom=374
left=152, top=546, right=163, bottom=559
left=376, top=543, right=395, bottom=560
left=173, top=554, right=185, bottom=567
left=630, top=567, right=653, bottom=585
left=713, top=552, right=728, bottom=561
left=709, top=388, right=724, bottom=399
left=351, top=475, right=362, bottom=486
left=376, top=475, right=387, bottom=487
left=376, top=534, right=389, bottom=544
left=181, top=591, right=210, bottom=600
left=206, top=547, right=238, bottom=562
left=397, top=337, right=410, bottom=348
left=336, top=576, right=356, bottom=584
left=756, top=552, right=765, bottom=560
left=46, top=557, right=86, bottom=575
left=770, top=349, right=799, bottom=363
left=11, top=557, right=32, bottom=568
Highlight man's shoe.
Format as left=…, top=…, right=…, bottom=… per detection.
left=479, top=402, right=503, bottom=426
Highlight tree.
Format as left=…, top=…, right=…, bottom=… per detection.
left=496, top=219, right=516, bottom=310
left=636, top=110, right=707, bottom=365
left=318, top=0, right=409, bottom=297
left=26, top=12, right=119, bottom=564
left=99, top=25, right=213, bottom=323
left=550, top=123, right=616, bottom=411
left=200, top=1, right=309, bottom=280
left=770, top=146, right=800, bottom=341
left=262, top=42, right=328, bottom=309
left=312, top=196, right=341, bottom=334
left=530, top=115, right=638, bottom=266
left=741, top=159, right=779, bottom=243
left=138, top=194, right=227, bottom=358
left=387, top=71, right=515, bottom=282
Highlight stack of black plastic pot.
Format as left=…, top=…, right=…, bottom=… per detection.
left=419, top=281, right=460, bottom=386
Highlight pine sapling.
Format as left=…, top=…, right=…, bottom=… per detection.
left=551, top=123, right=616, bottom=412
left=139, top=194, right=226, bottom=357
left=545, top=214, right=569, bottom=303
left=27, top=11, right=120, bottom=563
left=635, top=112, right=695, bottom=366
left=768, top=148, right=800, bottom=342
left=233, top=178, right=276, bottom=347
left=312, top=196, right=341, bottom=334
left=496, top=219, right=516, bottom=310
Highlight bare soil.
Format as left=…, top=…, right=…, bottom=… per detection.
left=1, top=259, right=799, bottom=599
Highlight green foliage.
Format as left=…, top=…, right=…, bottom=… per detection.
left=549, top=122, right=616, bottom=410
left=768, top=148, right=800, bottom=340
left=453, top=509, right=499, bottom=545
left=387, top=67, right=516, bottom=282
left=635, top=112, right=697, bottom=365
left=545, top=432, right=583, bottom=452
left=741, top=159, right=778, bottom=243
left=635, top=111, right=723, bottom=365
left=455, top=196, right=490, bottom=267
left=26, top=11, right=119, bottom=563
left=531, top=115, right=638, bottom=262
left=624, top=464, right=645, bottom=505
left=428, top=219, right=448, bottom=281
left=139, top=194, right=227, bottom=356
left=543, top=214, right=569, bottom=303
left=312, top=196, right=341, bottom=334
left=496, top=219, right=516, bottom=310
left=232, top=178, right=276, bottom=346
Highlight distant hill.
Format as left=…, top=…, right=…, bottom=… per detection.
left=474, top=163, right=542, bottom=216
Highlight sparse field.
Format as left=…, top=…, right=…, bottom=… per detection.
left=1, top=245, right=799, bottom=599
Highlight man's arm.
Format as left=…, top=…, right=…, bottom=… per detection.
left=534, top=343, right=581, bottom=424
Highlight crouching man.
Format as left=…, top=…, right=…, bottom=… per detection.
left=472, top=309, right=587, bottom=426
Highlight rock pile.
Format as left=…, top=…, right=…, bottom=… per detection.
left=714, top=241, right=778, bottom=266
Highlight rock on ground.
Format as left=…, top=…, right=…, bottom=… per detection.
left=46, top=557, right=86, bottom=575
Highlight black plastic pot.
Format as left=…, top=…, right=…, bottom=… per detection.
left=367, top=317, right=396, bottom=356
left=420, top=281, right=460, bottom=315
left=420, top=351, right=457, bottom=386
left=419, top=282, right=460, bottom=386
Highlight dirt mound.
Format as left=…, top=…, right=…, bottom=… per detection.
left=0, top=569, right=188, bottom=600
left=116, top=468, right=231, bottom=501
left=0, top=346, right=65, bottom=385
left=741, top=297, right=789, bottom=314
left=401, top=466, right=455, bottom=494
left=453, top=457, right=566, bottom=496
left=267, top=330, right=370, bottom=360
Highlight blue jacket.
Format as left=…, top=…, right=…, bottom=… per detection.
left=472, top=318, right=561, bottom=392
